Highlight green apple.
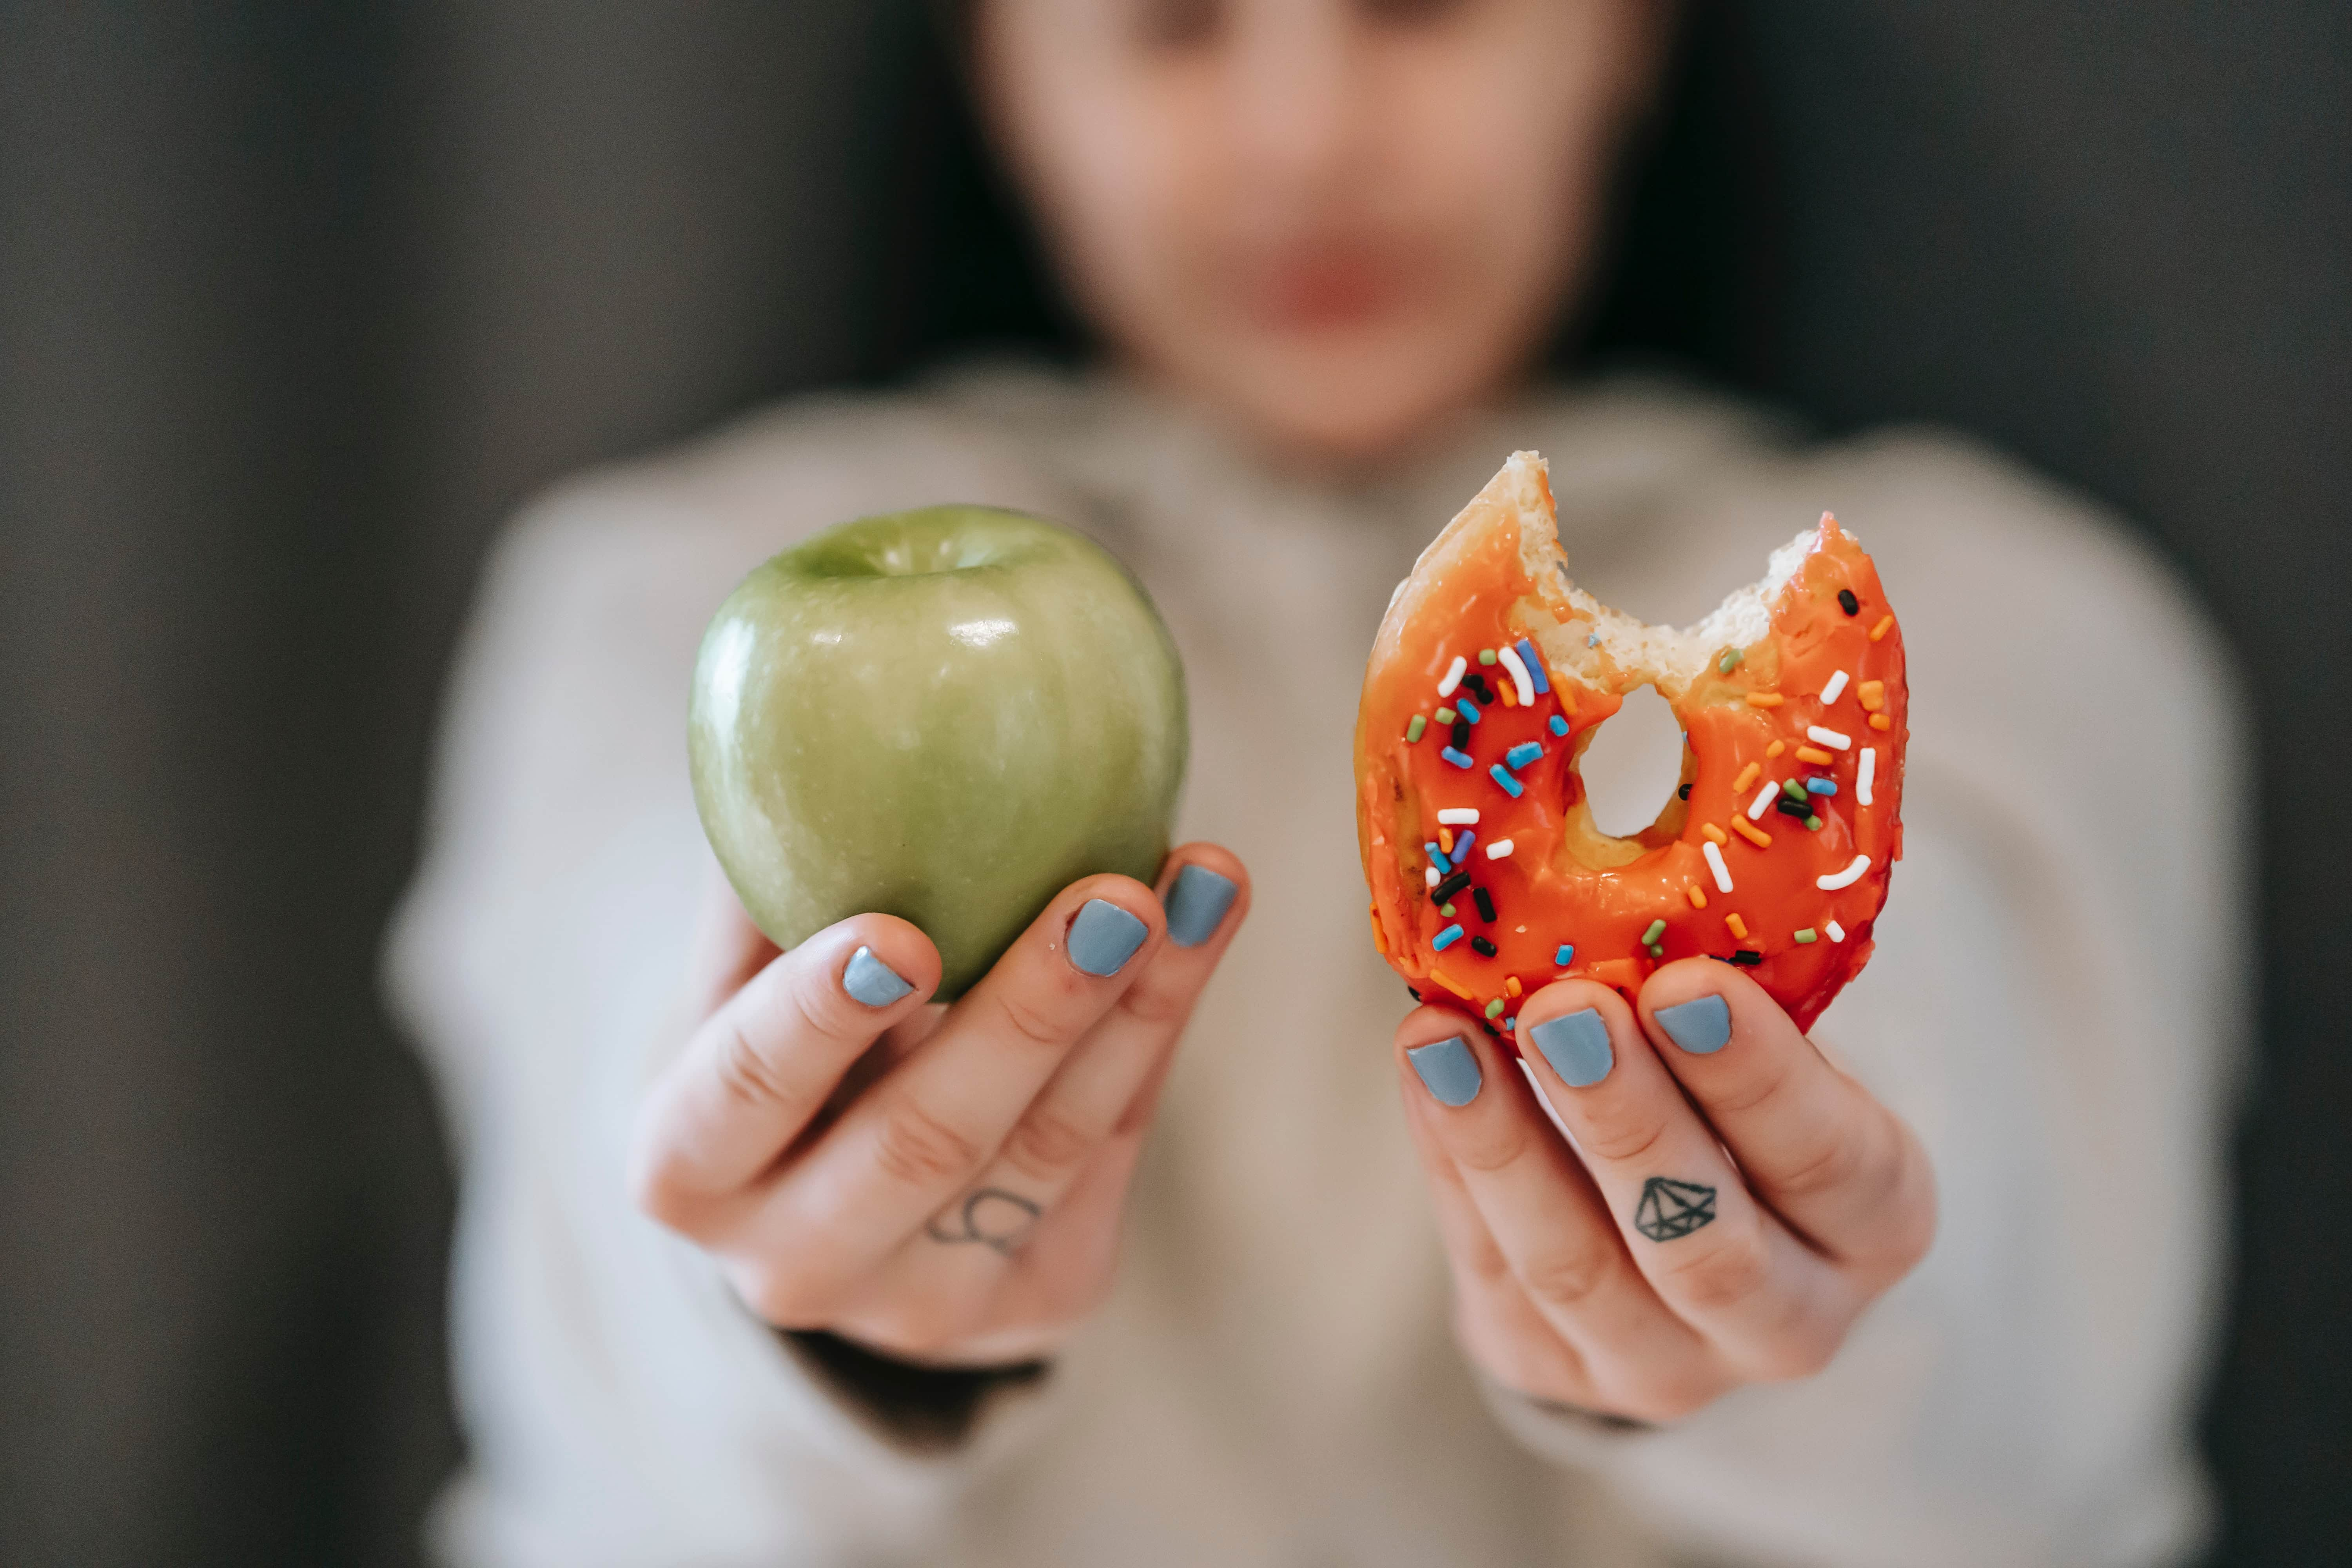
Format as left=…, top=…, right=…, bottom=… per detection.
left=689, top=505, right=1187, bottom=999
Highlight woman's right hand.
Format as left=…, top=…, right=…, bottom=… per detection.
left=630, top=846, right=1247, bottom=1367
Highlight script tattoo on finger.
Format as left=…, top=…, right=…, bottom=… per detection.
left=925, top=1187, right=1042, bottom=1257
left=1633, top=1176, right=1718, bottom=1243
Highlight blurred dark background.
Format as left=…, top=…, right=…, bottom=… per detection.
left=2, top=3, right=2345, bottom=1564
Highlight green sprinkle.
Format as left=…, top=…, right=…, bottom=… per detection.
left=1805, top=814, right=1822, bottom=831
left=1647, top=944, right=1665, bottom=959
left=1719, top=646, right=1744, bottom=673
left=1479, top=648, right=1499, bottom=666
left=1439, top=902, right=1456, bottom=918
left=1435, top=706, right=1456, bottom=724
left=1794, top=927, right=1818, bottom=943
left=1782, top=778, right=1807, bottom=800
left=1406, top=714, right=1427, bottom=743
left=1640, top=918, right=1667, bottom=945
left=1484, top=998, right=1506, bottom=1019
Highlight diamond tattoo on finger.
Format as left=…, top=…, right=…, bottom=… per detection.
left=1633, top=1177, right=1717, bottom=1242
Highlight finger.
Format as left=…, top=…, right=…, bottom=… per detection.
left=1511, top=980, right=1855, bottom=1380
left=632, top=913, right=940, bottom=1221
left=755, top=874, right=1167, bottom=1279
left=1637, top=961, right=1937, bottom=1279
left=685, top=863, right=782, bottom=1020
left=1395, top=1009, right=1715, bottom=1407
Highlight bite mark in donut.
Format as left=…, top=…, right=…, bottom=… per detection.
left=1354, top=452, right=1908, bottom=1040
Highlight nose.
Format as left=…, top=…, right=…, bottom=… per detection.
left=1227, top=1, right=1371, bottom=201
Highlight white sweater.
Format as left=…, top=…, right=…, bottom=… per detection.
left=387, top=367, right=2245, bottom=1568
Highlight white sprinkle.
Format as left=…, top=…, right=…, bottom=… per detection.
left=1436, top=655, right=1467, bottom=697
left=1484, top=838, right=1515, bottom=860
left=1819, top=669, right=1849, bottom=704
left=1826, top=918, right=1847, bottom=943
left=1586, top=632, right=1600, bottom=647
left=1806, top=725, right=1853, bottom=750
left=1817, top=855, right=1871, bottom=891
left=1497, top=642, right=1535, bottom=706
left=1425, top=866, right=1439, bottom=888
left=1437, top=807, right=1480, bottom=825
left=1746, top=779, right=1780, bottom=820
left=1857, top=748, right=1877, bottom=806
left=1702, top=839, right=1734, bottom=894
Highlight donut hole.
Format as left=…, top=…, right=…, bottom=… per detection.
left=1576, top=682, right=1690, bottom=841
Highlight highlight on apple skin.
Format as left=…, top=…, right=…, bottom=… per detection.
left=689, top=505, right=1188, bottom=1000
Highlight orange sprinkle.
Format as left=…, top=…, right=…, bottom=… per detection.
left=1726, top=912, right=1749, bottom=940
left=1745, top=692, right=1784, bottom=708
left=1701, top=822, right=1728, bottom=846
left=1869, top=712, right=1893, bottom=731
left=1858, top=680, right=1886, bottom=711
left=1370, top=907, right=1388, bottom=956
left=1732, top=761, right=1760, bottom=793
left=1505, top=975, right=1523, bottom=998
left=1766, top=740, right=1787, bottom=758
left=1429, top=967, right=1475, bottom=1001
left=1686, top=884, right=1709, bottom=910
left=1731, top=817, right=1773, bottom=848
left=1498, top=679, right=1518, bottom=708
left=1869, top=613, right=1894, bottom=642
left=1795, top=745, right=1835, bottom=766
left=1439, top=828, right=1454, bottom=854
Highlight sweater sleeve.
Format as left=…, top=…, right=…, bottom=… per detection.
left=383, top=398, right=1084, bottom=1568
left=1488, top=437, right=2250, bottom=1568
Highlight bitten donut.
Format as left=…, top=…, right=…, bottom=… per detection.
left=1354, top=451, right=1908, bottom=1040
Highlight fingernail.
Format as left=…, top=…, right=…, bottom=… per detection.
left=843, top=945, right=913, bottom=1007
left=1068, top=898, right=1149, bottom=976
left=1407, top=1036, right=1482, bottom=1107
left=1655, top=994, right=1732, bottom=1054
left=1528, top=1007, right=1613, bottom=1087
left=1161, top=864, right=1238, bottom=947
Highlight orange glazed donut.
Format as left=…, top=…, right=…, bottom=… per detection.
left=1354, top=452, right=1908, bottom=1040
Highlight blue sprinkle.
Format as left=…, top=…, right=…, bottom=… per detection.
left=1555, top=943, right=1575, bottom=966
left=1503, top=1016, right=1517, bottom=1032
left=1424, top=842, right=1450, bottom=875
left=1548, top=714, right=1570, bottom=737
left=1454, top=830, right=1475, bottom=860
left=1515, top=638, right=1550, bottom=694
left=1586, top=632, right=1600, bottom=647
left=1505, top=741, right=1543, bottom=770
left=1806, top=777, right=1838, bottom=795
left=1433, top=923, right=1465, bottom=952
left=1455, top=697, right=1481, bottom=724
left=1441, top=747, right=1475, bottom=769
left=1489, top=765, right=1524, bottom=798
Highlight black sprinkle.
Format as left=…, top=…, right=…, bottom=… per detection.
left=1838, top=588, right=1860, bottom=616
left=1406, top=987, right=1423, bottom=1002
left=1450, top=718, right=1470, bottom=750
left=1433, top=869, right=1472, bottom=902
left=1677, top=782, right=1692, bottom=800
left=1465, top=672, right=1495, bottom=704
left=1708, top=954, right=1736, bottom=966
left=1480, top=1018, right=1501, bottom=1037
left=1730, top=949, right=1764, bottom=966
left=1472, top=887, right=1497, bottom=922
left=1470, top=935, right=1498, bottom=958
left=1775, top=796, right=1814, bottom=818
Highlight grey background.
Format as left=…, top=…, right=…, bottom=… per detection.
left=2, top=3, right=2345, bottom=1563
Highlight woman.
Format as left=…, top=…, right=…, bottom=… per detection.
left=389, top=2, right=2241, bottom=1563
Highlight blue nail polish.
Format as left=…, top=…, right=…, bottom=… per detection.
left=843, top=945, right=913, bottom=1007
left=1529, top=1007, right=1613, bottom=1087
left=1162, top=864, right=1238, bottom=948
left=1068, top=898, right=1149, bottom=976
left=1408, top=1036, right=1482, bottom=1106
left=1655, top=994, right=1732, bottom=1054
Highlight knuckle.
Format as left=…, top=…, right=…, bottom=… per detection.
left=1772, top=1125, right=1866, bottom=1201
left=1582, top=1109, right=1674, bottom=1167
left=1518, top=1243, right=1617, bottom=1314
left=1707, top=1055, right=1799, bottom=1118
left=1617, top=1369, right=1725, bottom=1424
left=1450, top=1118, right=1532, bottom=1176
left=870, top=1094, right=984, bottom=1190
left=733, top=1262, right=828, bottom=1329
left=1114, top=971, right=1192, bottom=1029
left=999, top=1103, right=1099, bottom=1184
left=713, top=1020, right=794, bottom=1112
left=994, top=986, right=1075, bottom=1052
left=1661, top=1227, right=1774, bottom=1313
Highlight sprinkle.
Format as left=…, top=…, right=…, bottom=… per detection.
left=1819, top=669, right=1850, bottom=704
left=1485, top=837, right=1515, bottom=859
left=1869, top=713, right=1892, bottom=731
left=1434, top=868, right=1472, bottom=902
left=1774, top=797, right=1812, bottom=820
left=1747, top=780, right=1780, bottom=820
left=1454, top=831, right=1475, bottom=859
left=1719, top=646, right=1744, bottom=674
left=1858, top=680, right=1885, bottom=711
left=1548, top=714, right=1569, bottom=737
left=1869, top=613, right=1893, bottom=642
left=1806, top=777, right=1837, bottom=795
left=1687, top=884, right=1709, bottom=909
left=1804, top=814, right=1822, bottom=831
left=1425, top=867, right=1439, bottom=888
left=1471, top=935, right=1498, bottom=957
left=1456, top=697, right=1482, bottom=724
left=1858, top=748, right=1877, bottom=806
left=1430, top=967, right=1475, bottom=1000
left=1838, top=588, right=1860, bottom=616
left=1782, top=778, right=1808, bottom=800
left=1452, top=719, right=1470, bottom=750
left=1733, top=761, right=1761, bottom=793
left=1505, top=741, right=1543, bottom=770
left=1439, top=828, right=1454, bottom=855
left=1502, top=1016, right=1516, bottom=1031
left=1484, top=998, right=1505, bottom=1020
left=1701, top=823, right=1728, bottom=848
left=1806, top=725, right=1853, bottom=750
left=1473, top=887, right=1496, bottom=922
left=1406, top=715, right=1426, bottom=743
left=1425, top=842, right=1451, bottom=874
left=1725, top=912, right=1748, bottom=939
left=1489, top=766, right=1524, bottom=798
left=1435, top=706, right=1457, bottom=724
left=1497, top=643, right=1535, bottom=706
left=1439, top=903, right=1455, bottom=917
left=1465, top=673, right=1495, bottom=704
left=1794, top=927, right=1818, bottom=944
left=1437, top=655, right=1467, bottom=696
left=1586, top=632, right=1600, bottom=647
left=1703, top=842, right=1735, bottom=895
left=1554, top=943, right=1575, bottom=965
left=1442, top=747, right=1475, bottom=769
left=1766, top=740, right=1786, bottom=758
left=1370, top=907, right=1388, bottom=954
left=1498, top=680, right=1518, bottom=708
left=1478, top=648, right=1498, bottom=666
left=1437, top=807, right=1480, bottom=825
left=1647, top=944, right=1665, bottom=959
left=1433, top=923, right=1465, bottom=951
left=1729, top=949, right=1763, bottom=965
left=1641, top=918, right=1667, bottom=945
left=1732, top=817, right=1773, bottom=848
left=1826, top=919, right=1847, bottom=943
left=1746, top=692, right=1785, bottom=708
left=1816, top=854, right=1872, bottom=890
left=1794, top=746, right=1833, bottom=766
left=1515, top=638, right=1550, bottom=694
left=1505, top=975, right=1522, bottom=998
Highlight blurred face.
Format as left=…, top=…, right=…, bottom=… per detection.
left=975, top=0, right=1664, bottom=465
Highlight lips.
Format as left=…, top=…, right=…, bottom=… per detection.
left=1231, top=238, right=1433, bottom=331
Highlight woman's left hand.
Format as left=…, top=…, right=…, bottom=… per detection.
left=1395, top=960, right=1937, bottom=1423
